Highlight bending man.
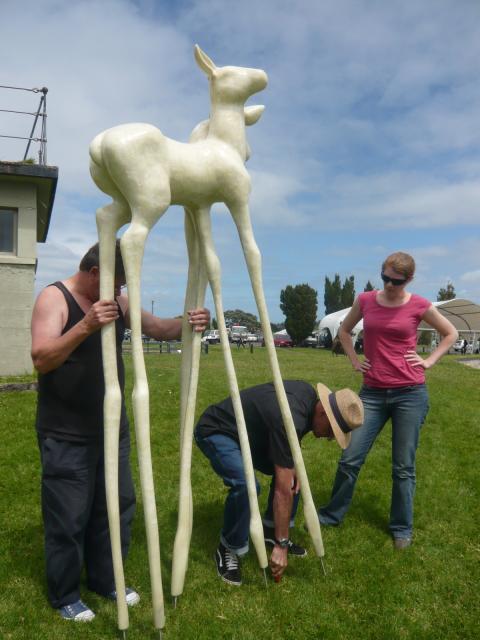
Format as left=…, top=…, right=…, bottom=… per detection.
left=194, top=380, right=364, bottom=584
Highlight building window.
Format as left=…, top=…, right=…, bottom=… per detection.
left=0, top=209, right=17, bottom=253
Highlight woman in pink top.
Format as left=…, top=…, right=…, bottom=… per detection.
left=318, top=252, right=457, bottom=548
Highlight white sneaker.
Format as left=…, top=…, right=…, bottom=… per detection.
left=59, top=599, right=95, bottom=622
left=107, top=587, right=140, bottom=606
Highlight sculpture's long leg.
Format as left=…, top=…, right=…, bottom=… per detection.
left=121, top=213, right=167, bottom=633
left=178, top=209, right=207, bottom=444
left=96, top=200, right=131, bottom=632
left=193, top=207, right=268, bottom=571
left=171, top=208, right=208, bottom=601
left=230, top=202, right=324, bottom=558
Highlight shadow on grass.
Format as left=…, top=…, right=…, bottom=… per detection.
left=171, top=498, right=223, bottom=556
left=349, top=492, right=390, bottom=534
left=4, top=523, right=46, bottom=592
left=128, top=498, right=223, bottom=587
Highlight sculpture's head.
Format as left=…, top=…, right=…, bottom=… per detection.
left=194, top=44, right=268, bottom=103
left=189, top=105, right=265, bottom=161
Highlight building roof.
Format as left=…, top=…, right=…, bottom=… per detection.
left=0, top=160, right=58, bottom=242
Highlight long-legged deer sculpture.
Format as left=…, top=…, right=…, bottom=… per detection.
left=90, top=45, right=324, bottom=637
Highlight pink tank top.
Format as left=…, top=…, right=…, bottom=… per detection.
left=359, top=291, right=431, bottom=388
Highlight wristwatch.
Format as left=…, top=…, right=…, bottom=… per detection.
left=275, top=537, right=290, bottom=549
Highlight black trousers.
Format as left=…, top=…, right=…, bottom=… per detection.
left=38, top=432, right=136, bottom=608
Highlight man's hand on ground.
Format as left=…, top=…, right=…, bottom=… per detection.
left=269, top=545, right=288, bottom=580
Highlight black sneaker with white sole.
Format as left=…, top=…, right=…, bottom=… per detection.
left=214, top=542, right=242, bottom=586
left=263, top=526, right=307, bottom=557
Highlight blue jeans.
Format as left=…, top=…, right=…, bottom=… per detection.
left=195, top=432, right=300, bottom=555
left=319, top=384, right=429, bottom=539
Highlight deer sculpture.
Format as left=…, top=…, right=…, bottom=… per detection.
left=89, top=45, right=324, bottom=638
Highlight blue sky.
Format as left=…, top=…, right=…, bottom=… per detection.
left=1, top=0, right=479, bottom=322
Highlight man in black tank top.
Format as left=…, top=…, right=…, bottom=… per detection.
left=31, top=241, right=209, bottom=621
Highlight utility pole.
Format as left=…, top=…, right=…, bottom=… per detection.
left=151, top=300, right=154, bottom=315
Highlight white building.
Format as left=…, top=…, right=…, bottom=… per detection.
left=0, top=161, right=57, bottom=375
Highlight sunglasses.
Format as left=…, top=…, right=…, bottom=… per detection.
left=381, top=272, right=408, bottom=286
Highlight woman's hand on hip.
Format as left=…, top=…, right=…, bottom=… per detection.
left=405, top=350, right=431, bottom=369
left=352, top=357, right=371, bottom=373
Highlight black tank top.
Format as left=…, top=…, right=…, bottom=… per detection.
left=36, top=281, right=128, bottom=442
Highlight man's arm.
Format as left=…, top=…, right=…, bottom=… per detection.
left=269, top=464, right=297, bottom=579
left=31, top=287, right=119, bottom=374
left=121, top=298, right=210, bottom=341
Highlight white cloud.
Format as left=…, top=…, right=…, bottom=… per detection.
left=2, top=0, right=480, bottom=318
left=299, top=173, right=480, bottom=230
left=249, top=170, right=309, bottom=226
left=461, top=270, right=480, bottom=284
left=1, top=0, right=201, bottom=193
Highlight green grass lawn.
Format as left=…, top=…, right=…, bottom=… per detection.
left=0, top=347, right=478, bottom=639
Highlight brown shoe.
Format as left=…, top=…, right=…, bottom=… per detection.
left=393, top=537, right=412, bottom=550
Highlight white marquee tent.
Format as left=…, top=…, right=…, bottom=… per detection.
left=319, top=298, right=480, bottom=340
left=318, top=307, right=362, bottom=340
left=421, top=298, right=480, bottom=333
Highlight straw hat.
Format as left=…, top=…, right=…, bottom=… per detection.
left=316, top=383, right=364, bottom=449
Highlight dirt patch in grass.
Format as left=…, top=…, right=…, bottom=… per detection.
left=0, top=382, right=38, bottom=392
left=457, top=359, right=480, bottom=369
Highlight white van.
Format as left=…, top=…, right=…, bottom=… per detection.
left=230, top=326, right=248, bottom=342
left=202, top=329, right=220, bottom=344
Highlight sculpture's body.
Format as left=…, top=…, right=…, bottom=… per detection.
left=90, top=46, right=324, bottom=636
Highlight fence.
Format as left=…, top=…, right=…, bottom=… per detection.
left=0, top=85, right=48, bottom=164
left=122, top=339, right=258, bottom=355
left=122, top=340, right=185, bottom=355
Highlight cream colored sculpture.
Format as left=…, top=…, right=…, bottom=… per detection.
left=90, top=45, right=324, bottom=636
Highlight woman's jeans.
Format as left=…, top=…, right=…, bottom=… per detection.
left=319, top=384, right=429, bottom=539
left=195, top=431, right=300, bottom=555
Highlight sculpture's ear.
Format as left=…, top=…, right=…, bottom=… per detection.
left=189, top=119, right=209, bottom=143
left=244, top=105, right=265, bottom=126
left=194, top=44, right=216, bottom=77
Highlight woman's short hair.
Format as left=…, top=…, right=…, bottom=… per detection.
left=382, top=252, right=415, bottom=279
left=79, top=240, right=125, bottom=280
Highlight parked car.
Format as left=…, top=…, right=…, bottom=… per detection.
left=317, top=329, right=332, bottom=349
left=354, top=335, right=364, bottom=353
left=202, top=329, right=220, bottom=344
left=230, top=325, right=248, bottom=343
left=453, top=338, right=479, bottom=354
left=273, top=333, right=294, bottom=347
left=302, top=334, right=318, bottom=348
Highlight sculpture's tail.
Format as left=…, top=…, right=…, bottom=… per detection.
left=89, top=131, right=105, bottom=167
left=89, top=131, right=116, bottom=198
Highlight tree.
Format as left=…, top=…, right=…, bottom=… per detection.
left=211, top=317, right=218, bottom=330
left=418, top=330, right=432, bottom=346
left=341, top=275, right=355, bottom=309
left=324, top=274, right=342, bottom=315
left=223, top=309, right=260, bottom=332
left=364, top=280, right=375, bottom=291
left=437, top=281, right=456, bottom=301
left=280, top=283, right=318, bottom=345
left=324, top=274, right=355, bottom=314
